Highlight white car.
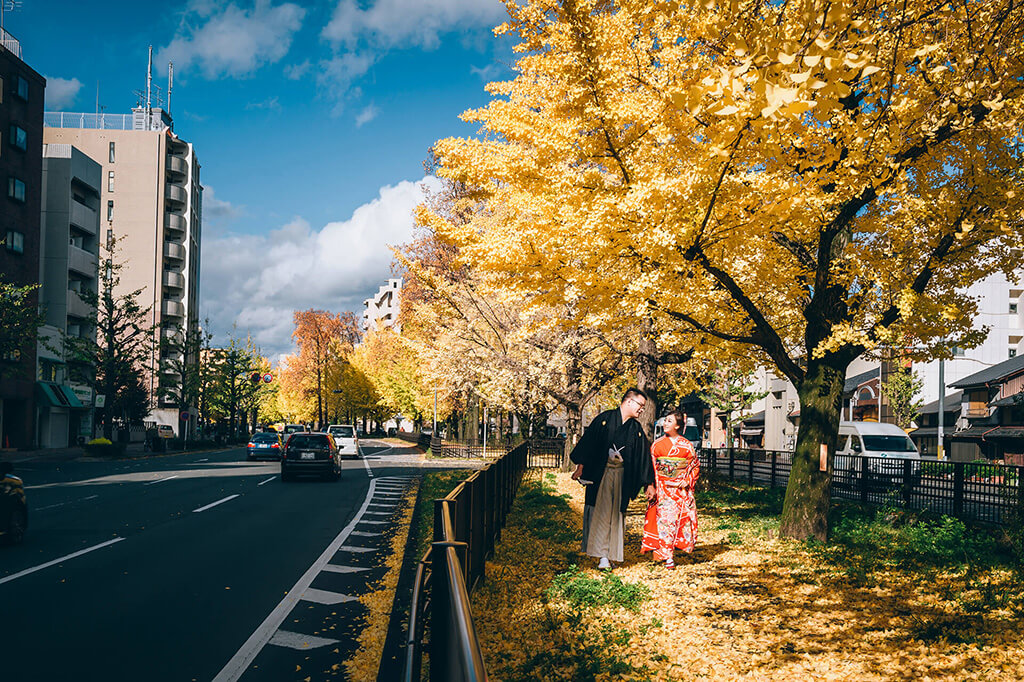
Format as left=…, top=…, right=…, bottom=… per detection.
left=327, top=424, right=360, bottom=459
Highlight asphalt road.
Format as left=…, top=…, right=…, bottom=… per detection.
left=1, top=441, right=420, bottom=682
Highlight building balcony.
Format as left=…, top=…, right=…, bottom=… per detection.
left=162, top=326, right=183, bottom=346
left=166, top=155, right=187, bottom=179
left=165, top=212, right=185, bottom=235
left=67, top=290, right=93, bottom=320
left=164, top=241, right=185, bottom=262
left=964, top=405, right=992, bottom=419
left=68, top=245, right=98, bottom=278
left=162, top=300, right=184, bottom=318
left=165, top=183, right=187, bottom=206
left=163, top=270, right=185, bottom=290
left=70, top=201, right=98, bottom=234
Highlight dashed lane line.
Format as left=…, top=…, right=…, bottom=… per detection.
left=257, top=476, right=276, bottom=486
left=193, top=494, right=240, bottom=513
left=212, top=478, right=381, bottom=682
left=0, top=538, right=125, bottom=586
left=268, top=630, right=339, bottom=651
left=144, top=474, right=179, bottom=486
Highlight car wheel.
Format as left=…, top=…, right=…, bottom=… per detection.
left=6, top=505, right=27, bottom=545
left=281, top=469, right=293, bottom=482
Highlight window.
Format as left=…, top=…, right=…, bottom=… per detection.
left=951, top=346, right=966, bottom=357
left=9, top=125, right=26, bottom=151
left=16, top=76, right=28, bottom=100
left=1012, top=303, right=1019, bottom=314
left=109, top=141, right=115, bottom=163
left=107, top=200, right=114, bottom=221
left=108, top=171, right=114, bottom=192
left=7, top=177, right=26, bottom=202
left=1012, top=349, right=1018, bottom=359
left=4, top=230, right=24, bottom=253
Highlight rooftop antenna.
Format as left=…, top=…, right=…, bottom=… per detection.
left=146, top=44, right=153, bottom=130
left=2, top=1, right=24, bottom=33
left=167, top=61, right=173, bottom=118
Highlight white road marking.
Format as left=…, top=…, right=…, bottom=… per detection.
left=338, top=545, right=377, bottom=553
left=36, top=493, right=101, bottom=511
left=268, top=630, right=339, bottom=651
left=197, top=458, right=209, bottom=462
left=192, top=494, right=240, bottom=513
left=144, top=475, right=178, bottom=486
left=361, top=449, right=374, bottom=478
left=358, top=520, right=388, bottom=525
left=350, top=531, right=377, bottom=537
left=257, top=476, right=276, bottom=486
left=83, top=494, right=99, bottom=501
left=364, top=511, right=391, bottom=516
left=321, top=564, right=368, bottom=574
left=301, top=588, right=357, bottom=605
left=368, top=503, right=395, bottom=508
left=0, top=538, right=125, bottom=586
left=213, top=479, right=381, bottom=682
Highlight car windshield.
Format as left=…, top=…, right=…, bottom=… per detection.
left=862, top=435, right=916, bottom=452
left=252, top=433, right=278, bottom=443
left=288, top=435, right=329, bottom=449
left=329, top=426, right=355, bottom=438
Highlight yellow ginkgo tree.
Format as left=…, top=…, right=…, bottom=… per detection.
left=424, top=0, right=1024, bottom=540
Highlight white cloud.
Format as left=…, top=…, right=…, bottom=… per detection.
left=201, top=186, right=243, bottom=227
left=157, top=1, right=306, bottom=79
left=44, top=77, right=83, bottom=110
left=470, top=63, right=504, bottom=81
left=322, top=0, right=507, bottom=50
left=200, top=177, right=441, bottom=356
left=284, top=60, right=311, bottom=80
left=315, top=53, right=377, bottom=113
left=245, top=96, right=282, bottom=111
left=355, top=103, right=379, bottom=127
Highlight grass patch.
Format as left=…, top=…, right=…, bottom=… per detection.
left=546, top=564, right=650, bottom=612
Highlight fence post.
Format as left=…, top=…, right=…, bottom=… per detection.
left=770, top=451, right=777, bottom=488
left=953, top=462, right=965, bottom=516
left=729, top=448, right=735, bottom=480
left=1018, top=466, right=1024, bottom=511
left=429, top=540, right=468, bottom=682
left=902, top=459, right=913, bottom=507
left=859, top=455, right=868, bottom=504
left=748, top=450, right=754, bottom=484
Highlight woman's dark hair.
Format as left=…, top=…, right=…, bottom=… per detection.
left=666, top=409, right=686, bottom=433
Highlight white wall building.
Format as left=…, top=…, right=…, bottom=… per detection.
left=363, top=277, right=402, bottom=333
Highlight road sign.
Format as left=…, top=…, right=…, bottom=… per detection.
left=95, top=394, right=106, bottom=408
left=180, top=410, right=190, bottom=422
left=263, top=373, right=273, bottom=383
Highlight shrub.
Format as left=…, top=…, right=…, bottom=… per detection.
left=83, top=439, right=126, bottom=457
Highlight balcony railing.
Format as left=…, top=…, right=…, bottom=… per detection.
left=163, top=271, right=185, bottom=289
left=165, top=183, right=186, bottom=206
left=68, top=245, right=98, bottom=278
left=1, top=27, right=22, bottom=59
left=162, top=300, right=184, bottom=318
left=167, top=155, right=187, bottom=178
left=70, top=202, right=98, bottom=233
left=164, top=242, right=185, bottom=261
left=67, top=290, right=93, bottom=320
left=165, top=212, right=186, bottom=235
left=964, top=405, right=991, bottom=419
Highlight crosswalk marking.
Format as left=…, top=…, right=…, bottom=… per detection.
left=269, top=630, right=340, bottom=651
left=321, top=564, right=369, bottom=574
left=302, top=588, right=357, bottom=605
left=358, top=520, right=388, bottom=525
left=338, top=545, right=377, bottom=553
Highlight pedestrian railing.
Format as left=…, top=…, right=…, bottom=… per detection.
left=404, top=442, right=529, bottom=682
left=424, top=435, right=565, bottom=469
left=702, top=448, right=1024, bottom=526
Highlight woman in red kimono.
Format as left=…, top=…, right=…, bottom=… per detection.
left=641, top=409, right=699, bottom=568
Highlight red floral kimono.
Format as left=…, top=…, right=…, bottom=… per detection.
left=641, top=435, right=699, bottom=561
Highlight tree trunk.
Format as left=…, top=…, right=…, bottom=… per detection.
left=636, top=327, right=658, bottom=439
left=779, top=356, right=847, bottom=541
left=562, top=401, right=583, bottom=471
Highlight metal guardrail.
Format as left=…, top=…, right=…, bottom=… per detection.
left=702, top=448, right=1024, bottom=525
left=44, top=112, right=135, bottom=130
left=404, top=442, right=529, bottom=682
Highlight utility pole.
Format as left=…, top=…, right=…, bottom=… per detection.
left=937, top=348, right=946, bottom=460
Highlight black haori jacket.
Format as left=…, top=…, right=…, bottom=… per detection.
left=570, top=408, right=654, bottom=514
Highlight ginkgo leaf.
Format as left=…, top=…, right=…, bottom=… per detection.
left=778, top=52, right=798, bottom=65
left=861, top=65, right=882, bottom=77
left=790, top=70, right=813, bottom=84
left=803, top=54, right=822, bottom=67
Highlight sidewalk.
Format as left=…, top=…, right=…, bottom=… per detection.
left=0, top=442, right=143, bottom=464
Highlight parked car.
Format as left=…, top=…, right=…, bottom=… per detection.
left=157, top=425, right=175, bottom=439
left=836, top=421, right=922, bottom=483
left=247, top=432, right=284, bottom=461
left=281, top=433, right=341, bottom=481
left=1, top=462, right=27, bottom=545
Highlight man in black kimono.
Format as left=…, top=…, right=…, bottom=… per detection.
left=570, top=388, right=656, bottom=569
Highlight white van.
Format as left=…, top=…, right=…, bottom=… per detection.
left=836, top=421, right=921, bottom=479
left=327, top=424, right=360, bottom=459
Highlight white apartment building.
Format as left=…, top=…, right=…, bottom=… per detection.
left=43, top=107, right=202, bottom=432
left=36, top=144, right=101, bottom=447
left=363, top=277, right=402, bottom=332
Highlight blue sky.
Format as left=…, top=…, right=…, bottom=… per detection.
left=14, top=0, right=513, bottom=357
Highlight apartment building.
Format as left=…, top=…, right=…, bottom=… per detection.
left=0, top=30, right=45, bottom=450
left=36, top=143, right=101, bottom=447
left=363, top=277, right=402, bottom=332
left=43, top=106, right=202, bottom=430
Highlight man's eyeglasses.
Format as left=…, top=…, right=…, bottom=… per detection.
left=628, top=398, right=646, bottom=412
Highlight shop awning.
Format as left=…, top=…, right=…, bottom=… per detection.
left=35, top=382, right=84, bottom=409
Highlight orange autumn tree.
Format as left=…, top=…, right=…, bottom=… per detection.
left=423, top=0, right=1024, bottom=540
left=291, top=310, right=361, bottom=428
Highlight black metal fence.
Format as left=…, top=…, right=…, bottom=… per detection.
left=702, top=448, right=1024, bottom=526
left=404, top=442, right=529, bottom=682
left=421, top=435, right=565, bottom=469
